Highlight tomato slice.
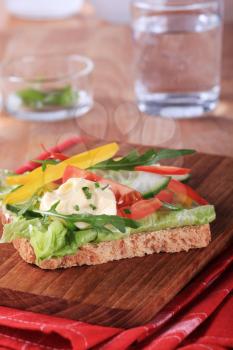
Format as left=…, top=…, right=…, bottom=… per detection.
left=135, top=165, right=191, bottom=175
left=116, top=190, right=142, bottom=208
left=63, top=166, right=100, bottom=183
left=156, top=190, right=174, bottom=203
left=120, top=198, right=162, bottom=220
left=62, top=166, right=142, bottom=207
left=168, top=179, right=208, bottom=205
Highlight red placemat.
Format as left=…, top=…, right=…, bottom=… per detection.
left=0, top=247, right=232, bottom=350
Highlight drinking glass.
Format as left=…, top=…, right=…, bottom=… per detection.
left=5, top=0, right=84, bottom=20
left=91, top=0, right=131, bottom=23
left=131, top=0, right=224, bottom=118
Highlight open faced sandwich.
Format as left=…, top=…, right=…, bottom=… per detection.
left=0, top=142, right=216, bottom=269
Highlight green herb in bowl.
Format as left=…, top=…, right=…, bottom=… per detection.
left=17, top=85, right=79, bottom=110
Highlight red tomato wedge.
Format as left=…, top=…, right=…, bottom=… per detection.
left=156, top=190, right=174, bottom=203
left=63, top=166, right=142, bottom=207
left=116, top=190, right=142, bottom=208
left=168, top=179, right=208, bottom=205
left=135, top=165, right=191, bottom=175
left=63, top=166, right=100, bottom=183
left=120, top=198, right=162, bottom=220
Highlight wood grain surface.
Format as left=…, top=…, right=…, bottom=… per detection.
left=0, top=6, right=232, bottom=166
left=0, top=144, right=232, bottom=328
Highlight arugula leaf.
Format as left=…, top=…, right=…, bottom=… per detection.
left=91, top=149, right=157, bottom=171
left=6, top=204, right=42, bottom=219
left=6, top=193, right=40, bottom=215
left=6, top=203, right=140, bottom=234
left=34, top=209, right=140, bottom=233
left=91, top=149, right=195, bottom=171
left=153, top=149, right=195, bottom=163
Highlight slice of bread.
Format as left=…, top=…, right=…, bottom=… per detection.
left=11, top=224, right=211, bottom=269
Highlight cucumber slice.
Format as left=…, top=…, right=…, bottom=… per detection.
left=95, top=170, right=170, bottom=198
left=171, top=173, right=191, bottom=182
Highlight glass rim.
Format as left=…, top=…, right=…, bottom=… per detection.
left=1, top=53, right=94, bottom=84
left=131, top=0, right=220, bottom=11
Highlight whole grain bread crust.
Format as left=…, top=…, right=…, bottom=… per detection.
left=12, top=224, right=211, bottom=269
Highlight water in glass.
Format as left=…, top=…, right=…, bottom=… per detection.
left=132, top=0, right=223, bottom=118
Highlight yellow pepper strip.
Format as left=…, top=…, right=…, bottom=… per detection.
left=4, top=143, right=119, bottom=204
left=7, top=166, right=44, bottom=186
left=7, top=143, right=119, bottom=186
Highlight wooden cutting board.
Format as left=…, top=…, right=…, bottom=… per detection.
left=0, top=144, right=233, bottom=328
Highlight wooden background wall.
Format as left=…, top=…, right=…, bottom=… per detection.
left=225, top=0, right=233, bottom=21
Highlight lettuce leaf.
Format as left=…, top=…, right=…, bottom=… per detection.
left=1, top=217, right=97, bottom=262
left=0, top=169, right=15, bottom=200
left=1, top=205, right=216, bottom=262
left=1, top=217, right=42, bottom=242
left=131, top=205, right=216, bottom=234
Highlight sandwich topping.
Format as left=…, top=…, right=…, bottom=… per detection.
left=40, top=178, right=117, bottom=217
left=0, top=142, right=216, bottom=263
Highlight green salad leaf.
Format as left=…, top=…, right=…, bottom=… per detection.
left=1, top=217, right=91, bottom=261
left=1, top=205, right=216, bottom=262
left=6, top=202, right=140, bottom=234
left=34, top=208, right=140, bottom=233
left=132, top=205, right=216, bottom=234
left=17, top=85, right=79, bottom=109
left=91, top=148, right=195, bottom=171
left=0, top=169, right=17, bottom=200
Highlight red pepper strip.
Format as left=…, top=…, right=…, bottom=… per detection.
left=168, top=179, right=208, bottom=205
left=63, top=166, right=142, bottom=208
left=119, top=198, right=162, bottom=220
left=15, top=136, right=87, bottom=174
left=40, top=143, right=69, bottom=161
left=49, top=152, right=68, bottom=161
left=135, top=165, right=191, bottom=175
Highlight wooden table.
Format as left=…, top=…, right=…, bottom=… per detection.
left=0, top=6, right=232, bottom=329
left=0, top=6, right=233, bottom=171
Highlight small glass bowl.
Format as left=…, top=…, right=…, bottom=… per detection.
left=1, top=54, right=94, bottom=121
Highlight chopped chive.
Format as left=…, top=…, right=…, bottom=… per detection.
left=124, top=208, right=131, bottom=214
left=74, top=204, right=80, bottom=211
left=95, top=182, right=100, bottom=188
left=82, top=186, right=92, bottom=199
left=89, top=204, right=97, bottom=210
